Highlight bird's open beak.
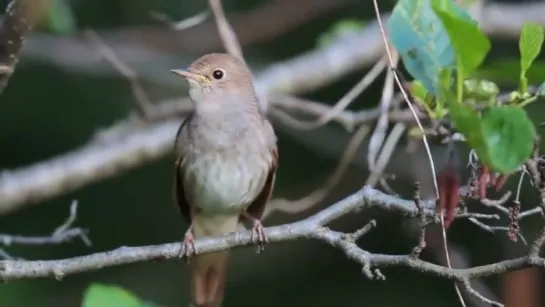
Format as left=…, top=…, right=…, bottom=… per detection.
left=170, top=69, right=205, bottom=83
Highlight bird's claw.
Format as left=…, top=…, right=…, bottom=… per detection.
left=179, top=229, right=197, bottom=263
left=250, top=220, right=269, bottom=253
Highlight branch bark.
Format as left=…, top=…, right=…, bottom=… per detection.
left=0, top=185, right=542, bottom=293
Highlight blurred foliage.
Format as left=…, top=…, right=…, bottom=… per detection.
left=43, top=0, right=77, bottom=34
left=82, top=284, right=158, bottom=307
left=316, top=19, right=367, bottom=47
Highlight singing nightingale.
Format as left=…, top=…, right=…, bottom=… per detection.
left=171, top=53, right=278, bottom=307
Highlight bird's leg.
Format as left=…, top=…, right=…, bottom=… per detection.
left=180, top=225, right=197, bottom=262
left=241, top=212, right=269, bottom=252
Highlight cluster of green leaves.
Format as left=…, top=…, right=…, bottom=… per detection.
left=82, top=283, right=162, bottom=307
left=387, top=0, right=544, bottom=174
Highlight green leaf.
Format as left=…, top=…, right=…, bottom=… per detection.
left=481, top=106, right=536, bottom=173
left=519, top=23, right=544, bottom=93
left=46, top=0, right=77, bottom=34
left=432, top=4, right=491, bottom=75
left=387, top=0, right=457, bottom=95
left=519, top=23, right=544, bottom=74
left=387, top=0, right=481, bottom=95
left=83, top=284, right=143, bottom=307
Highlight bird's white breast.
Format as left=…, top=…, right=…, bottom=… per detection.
left=177, top=101, right=275, bottom=216
left=183, top=149, right=268, bottom=215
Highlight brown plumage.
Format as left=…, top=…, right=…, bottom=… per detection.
left=171, top=53, right=278, bottom=307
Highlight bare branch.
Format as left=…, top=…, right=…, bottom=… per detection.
left=276, top=56, right=387, bottom=130
left=269, top=94, right=419, bottom=132
left=365, top=122, right=406, bottom=186
left=0, top=185, right=543, bottom=302
left=0, top=200, right=90, bottom=259
left=411, top=182, right=427, bottom=258
left=367, top=52, right=397, bottom=170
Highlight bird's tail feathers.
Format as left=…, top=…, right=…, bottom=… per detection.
left=189, top=250, right=229, bottom=307
left=188, top=214, right=239, bottom=307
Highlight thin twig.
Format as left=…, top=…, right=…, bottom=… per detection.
left=275, top=56, right=387, bottom=130
left=208, top=0, right=244, bottom=61
left=411, top=182, right=427, bottom=258
left=368, top=52, right=397, bottom=170
left=468, top=218, right=527, bottom=245
left=0, top=201, right=90, bottom=249
left=150, top=10, right=210, bottom=31
left=264, top=124, right=371, bottom=217
left=269, top=95, right=421, bottom=132
left=84, top=30, right=154, bottom=117
left=365, top=122, right=406, bottom=186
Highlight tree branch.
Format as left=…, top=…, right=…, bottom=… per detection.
left=0, top=186, right=543, bottom=290
left=0, top=200, right=90, bottom=259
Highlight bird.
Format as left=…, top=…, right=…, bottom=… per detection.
left=171, top=53, right=278, bottom=307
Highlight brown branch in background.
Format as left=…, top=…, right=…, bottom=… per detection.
left=0, top=200, right=89, bottom=259
left=0, top=0, right=45, bottom=94
left=84, top=30, right=154, bottom=117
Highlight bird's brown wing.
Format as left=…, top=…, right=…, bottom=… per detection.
left=245, top=148, right=278, bottom=221
left=173, top=155, right=192, bottom=224
left=173, top=116, right=192, bottom=224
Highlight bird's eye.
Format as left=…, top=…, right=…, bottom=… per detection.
left=212, top=69, right=225, bottom=80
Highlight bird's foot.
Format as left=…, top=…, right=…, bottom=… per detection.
left=179, top=227, right=197, bottom=263
left=250, top=219, right=269, bottom=253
